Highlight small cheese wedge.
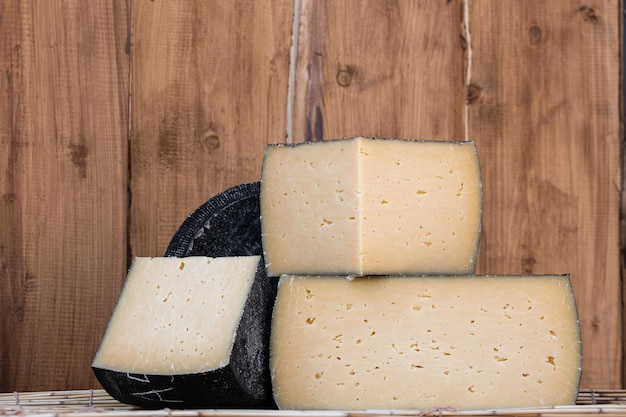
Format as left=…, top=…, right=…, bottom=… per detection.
left=260, top=137, right=482, bottom=276
left=271, top=275, right=581, bottom=410
left=92, top=256, right=277, bottom=409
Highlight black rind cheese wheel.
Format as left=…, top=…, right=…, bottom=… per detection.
left=93, top=366, right=257, bottom=409
left=166, top=182, right=262, bottom=258
left=93, top=182, right=277, bottom=409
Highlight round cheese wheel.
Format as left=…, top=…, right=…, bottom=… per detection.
left=93, top=182, right=276, bottom=409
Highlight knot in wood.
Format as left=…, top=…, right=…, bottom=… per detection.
left=466, top=84, right=482, bottom=104
left=69, top=144, right=88, bottom=178
left=578, top=6, right=598, bottom=24
left=528, top=25, right=542, bottom=45
left=3, top=192, right=17, bottom=203
left=204, top=134, right=220, bottom=149
left=336, top=69, right=353, bottom=87
left=200, top=129, right=220, bottom=150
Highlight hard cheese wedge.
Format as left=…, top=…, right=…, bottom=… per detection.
left=271, top=275, right=581, bottom=410
left=92, top=256, right=277, bottom=409
left=260, top=137, right=482, bottom=276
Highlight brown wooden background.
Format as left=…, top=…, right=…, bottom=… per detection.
left=0, top=0, right=622, bottom=392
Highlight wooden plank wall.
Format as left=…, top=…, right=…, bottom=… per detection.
left=0, top=0, right=621, bottom=392
left=0, top=1, right=129, bottom=391
left=468, top=0, right=622, bottom=388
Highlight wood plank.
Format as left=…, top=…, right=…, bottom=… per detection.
left=467, top=0, right=621, bottom=388
left=293, top=0, right=466, bottom=143
left=130, top=0, right=294, bottom=257
left=0, top=1, right=129, bottom=390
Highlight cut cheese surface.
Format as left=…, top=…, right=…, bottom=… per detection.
left=270, top=275, right=581, bottom=410
left=93, top=256, right=258, bottom=374
left=92, top=255, right=277, bottom=408
left=260, top=137, right=482, bottom=276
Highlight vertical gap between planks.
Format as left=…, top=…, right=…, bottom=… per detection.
left=621, top=0, right=626, bottom=389
left=126, top=0, right=134, bottom=266
left=286, top=0, right=302, bottom=144
left=127, top=0, right=133, bottom=146
left=463, top=0, right=472, bottom=142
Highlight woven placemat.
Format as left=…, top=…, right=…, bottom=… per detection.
left=2, top=389, right=626, bottom=417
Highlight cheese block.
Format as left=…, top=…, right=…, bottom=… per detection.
left=260, top=137, right=482, bottom=276
left=92, top=255, right=277, bottom=409
left=270, top=275, right=581, bottom=410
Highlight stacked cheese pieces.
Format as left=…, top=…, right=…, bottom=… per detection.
left=261, top=137, right=581, bottom=410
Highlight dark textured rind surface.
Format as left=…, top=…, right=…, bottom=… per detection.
left=92, top=367, right=258, bottom=409
left=229, top=260, right=277, bottom=406
left=165, top=182, right=262, bottom=258
left=94, top=182, right=277, bottom=409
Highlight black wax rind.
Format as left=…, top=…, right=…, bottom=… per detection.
left=94, top=182, right=277, bottom=409
left=165, top=182, right=262, bottom=258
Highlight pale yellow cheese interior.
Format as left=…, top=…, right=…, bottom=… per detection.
left=261, top=137, right=482, bottom=276
left=270, top=275, right=581, bottom=410
left=92, top=256, right=260, bottom=375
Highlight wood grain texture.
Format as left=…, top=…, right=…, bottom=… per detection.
left=293, top=0, right=466, bottom=143
left=0, top=1, right=129, bottom=390
left=130, top=0, right=294, bottom=257
left=467, top=0, right=622, bottom=388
